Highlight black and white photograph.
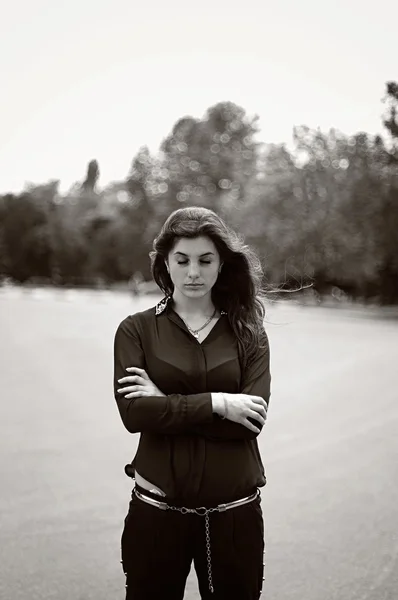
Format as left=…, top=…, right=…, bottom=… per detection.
left=1, top=1, right=398, bottom=599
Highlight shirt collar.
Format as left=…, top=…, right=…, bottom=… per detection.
left=155, top=295, right=172, bottom=315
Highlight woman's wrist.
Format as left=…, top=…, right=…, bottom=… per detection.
left=211, top=392, right=226, bottom=417
left=220, top=392, right=228, bottom=420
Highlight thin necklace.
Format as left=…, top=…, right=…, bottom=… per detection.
left=180, top=308, right=217, bottom=339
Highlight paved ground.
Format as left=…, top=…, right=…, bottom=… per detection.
left=0, top=288, right=397, bottom=600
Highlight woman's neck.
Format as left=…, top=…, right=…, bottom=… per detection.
left=171, top=290, right=215, bottom=317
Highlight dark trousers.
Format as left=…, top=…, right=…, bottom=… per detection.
left=120, top=488, right=265, bottom=599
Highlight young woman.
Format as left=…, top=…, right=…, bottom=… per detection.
left=114, top=206, right=271, bottom=600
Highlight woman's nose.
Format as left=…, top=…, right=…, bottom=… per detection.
left=188, top=263, right=200, bottom=277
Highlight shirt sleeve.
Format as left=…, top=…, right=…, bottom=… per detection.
left=114, top=317, right=213, bottom=434
left=191, top=330, right=271, bottom=441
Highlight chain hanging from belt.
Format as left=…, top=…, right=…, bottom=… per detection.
left=133, top=486, right=259, bottom=595
left=168, top=504, right=217, bottom=593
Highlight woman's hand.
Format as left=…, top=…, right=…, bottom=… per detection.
left=212, top=392, right=268, bottom=433
left=117, top=367, right=165, bottom=399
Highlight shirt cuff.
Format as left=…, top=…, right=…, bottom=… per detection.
left=185, top=393, right=213, bottom=425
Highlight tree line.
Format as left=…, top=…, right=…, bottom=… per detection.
left=0, top=82, right=397, bottom=304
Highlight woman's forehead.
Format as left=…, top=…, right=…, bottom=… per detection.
left=171, top=236, right=218, bottom=255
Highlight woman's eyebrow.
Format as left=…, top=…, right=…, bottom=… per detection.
left=173, top=251, right=215, bottom=257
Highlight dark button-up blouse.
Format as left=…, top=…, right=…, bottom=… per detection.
left=113, top=296, right=271, bottom=504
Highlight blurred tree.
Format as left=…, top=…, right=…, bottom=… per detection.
left=374, top=186, right=398, bottom=304
left=82, top=159, right=100, bottom=193
left=159, top=116, right=200, bottom=212
left=293, top=129, right=385, bottom=299
left=115, top=146, right=155, bottom=279
left=81, top=215, right=125, bottom=283
left=126, top=147, right=152, bottom=205
left=158, top=102, right=260, bottom=215
left=383, top=81, right=398, bottom=143
left=202, top=102, right=260, bottom=213
left=0, top=195, right=5, bottom=277
left=49, top=204, right=90, bottom=285
left=239, top=142, right=302, bottom=286
left=0, top=190, right=52, bottom=281
left=379, top=83, right=398, bottom=302
left=0, top=95, right=397, bottom=301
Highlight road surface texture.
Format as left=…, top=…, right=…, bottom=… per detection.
left=0, top=287, right=397, bottom=600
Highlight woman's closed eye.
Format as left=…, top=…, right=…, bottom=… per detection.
left=177, top=261, right=212, bottom=265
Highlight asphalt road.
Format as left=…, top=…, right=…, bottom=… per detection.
left=0, top=288, right=397, bottom=600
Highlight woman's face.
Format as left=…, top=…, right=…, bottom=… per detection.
left=166, top=236, right=222, bottom=301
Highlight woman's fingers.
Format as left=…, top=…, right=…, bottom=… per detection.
left=246, top=409, right=266, bottom=426
left=117, top=384, right=145, bottom=396
left=126, top=367, right=149, bottom=379
left=118, top=375, right=146, bottom=385
left=249, top=402, right=267, bottom=419
left=250, top=395, right=268, bottom=409
left=124, top=391, right=146, bottom=399
left=241, top=418, right=261, bottom=433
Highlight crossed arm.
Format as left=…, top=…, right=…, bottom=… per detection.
left=114, top=319, right=271, bottom=441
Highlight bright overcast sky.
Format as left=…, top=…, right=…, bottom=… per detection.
left=0, top=0, right=397, bottom=193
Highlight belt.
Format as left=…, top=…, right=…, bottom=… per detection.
left=133, top=486, right=260, bottom=594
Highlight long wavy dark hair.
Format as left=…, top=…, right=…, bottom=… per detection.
left=149, top=206, right=268, bottom=368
